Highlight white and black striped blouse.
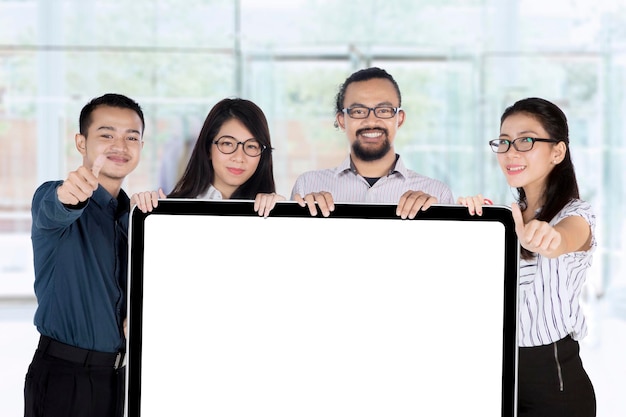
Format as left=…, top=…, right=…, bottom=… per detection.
left=518, top=199, right=596, bottom=347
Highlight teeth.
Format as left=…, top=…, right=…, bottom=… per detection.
left=508, top=166, right=525, bottom=172
left=362, top=132, right=382, bottom=138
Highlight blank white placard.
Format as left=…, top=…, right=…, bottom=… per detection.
left=131, top=209, right=512, bottom=417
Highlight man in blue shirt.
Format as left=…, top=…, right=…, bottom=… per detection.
left=24, top=93, right=146, bottom=417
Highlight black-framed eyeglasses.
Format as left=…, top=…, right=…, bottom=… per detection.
left=342, top=106, right=401, bottom=119
left=489, top=137, right=559, bottom=153
left=213, top=136, right=266, bottom=157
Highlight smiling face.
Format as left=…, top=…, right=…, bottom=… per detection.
left=497, top=112, right=566, bottom=197
left=210, top=118, right=261, bottom=199
left=336, top=77, right=405, bottom=162
left=76, top=105, right=144, bottom=195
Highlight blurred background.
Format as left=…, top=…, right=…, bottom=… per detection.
left=1, top=0, right=625, bottom=415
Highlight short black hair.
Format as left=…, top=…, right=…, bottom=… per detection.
left=334, top=67, right=402, bottom=115
left=79, top=93, right=145, bottom=136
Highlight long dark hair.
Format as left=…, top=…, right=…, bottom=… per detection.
left=500, top=97, right=580, bottom=259
left=168, top=98, right=276, bottom=199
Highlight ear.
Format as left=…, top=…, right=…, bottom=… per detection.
left=552, top=141, right=567, bottom=164
left=336, top=112, right=346, bottom=130
left=75, top=133, right=87, bottom=156
left=396, top=109, right=406, bottom=128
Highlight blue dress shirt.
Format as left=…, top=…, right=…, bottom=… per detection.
left=31, top=181, right=129, bottom=353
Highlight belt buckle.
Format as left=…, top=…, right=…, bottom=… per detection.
left=114, top=352, right=125, bottom=369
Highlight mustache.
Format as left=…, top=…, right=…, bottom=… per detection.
left=356, top=127, right=388, bottom=136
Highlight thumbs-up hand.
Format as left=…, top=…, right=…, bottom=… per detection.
left=511, top=202, right=562, bottom=256
left=57, top=155, right=106, bottom=205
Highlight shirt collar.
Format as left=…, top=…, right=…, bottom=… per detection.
left=197, top=185, right=224, bottom=200
left=91, top=185, right=130, bottom=216
left=342, top=153, right=407, bottom=178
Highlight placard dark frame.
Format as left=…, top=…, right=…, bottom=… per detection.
left=127, top=201, right=519, bottom=417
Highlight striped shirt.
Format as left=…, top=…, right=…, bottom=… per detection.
left=290, top=155, right=454, bottom=204
left=518, top=199, right=596, bottom=347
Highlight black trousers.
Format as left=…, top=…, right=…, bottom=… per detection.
left=24, top=336, right=125, bottom=417
left=518, top=335, right=596, bottom=417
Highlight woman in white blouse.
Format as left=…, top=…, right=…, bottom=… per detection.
left=459, top=97, right=596, bottom=417
left=132, top=98, right=284, bottom=217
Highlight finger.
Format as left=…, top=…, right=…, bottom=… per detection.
left=396, top=191, right=411, bottom=216
left=294, top=193, right=306, bottom=207
left=316, top=192, right=335, bottom=217
left=511, top=203, right=524, bottom=233
left=302, top=194, right=318, bottom=216
left=523, top=220, right=548, bottom=251
left=134, top=191, right=159, bottom=213
left=530, top=231, right=548, bottom=251
left=139, top=193, right=150, bottom=212
left=147, top=191, right=161, bottom=212
left=397, top=191, right=429, bottom=219
left=57, top=181, right=82, bottom=205
left=130, top=194, right=140, bottom=208
left=261, top=194, right=285, bottom=218
left=91, top=154, right=106, bottom=178
left=58, top=170, right=94, bottom=204
left=474, top=194, right=484, bottom=216
left=321, top=192, right=335, bottom=212
left=132, top=193, right=147, bottom=213
left=406, top=200, right=425, bottom=219
left=158, top=188, right=167, bottom=199
left=461, top=197, right=477, bottom=216
left=263, top=195, right=278, bottom=218
left=316, top=197, right=330, bottom=217
left=254, top=193, right=269, bottom=217
left=75, top=165, right=99, bottom=192
left=530, top=223, right=557, bottom=252
left=546, top=231, right=561, bottom=252
left=411, top=195, right=437, bottom=217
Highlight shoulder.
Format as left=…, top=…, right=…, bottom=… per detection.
left=555, top=199, right=595, bottom=227
left=291, top=164, right=350, bottom=198
left=34, top=180, right=63, bottom=194
left=32, top=180, right=63, bottom=204
left=396, top=157, right=449, bottom=186
left=295, top=167, right=342, bottom=180
left=403, top=169, right=449, bottom=187
left=553, top=198, right=597, bottom=255
left=294, top=159, right=349, bottom=183
left=400, top=166, right=453, bottom=201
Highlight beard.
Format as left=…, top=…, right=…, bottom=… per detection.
left=351, top=129, right=392, bottom=161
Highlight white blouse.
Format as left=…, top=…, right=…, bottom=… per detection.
left=196, top=185, right=223, bottom=200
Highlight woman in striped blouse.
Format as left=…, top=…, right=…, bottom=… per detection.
left=459, top=97, right=596, bottom=417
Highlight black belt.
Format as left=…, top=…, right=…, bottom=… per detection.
left=38, top=335, right=125, bottom=369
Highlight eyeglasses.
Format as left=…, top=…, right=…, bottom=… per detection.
left=342, top=106, right=401, bottom=119
left=213, top=136, right=266, bottom=157
left=489, top=137, right=559, bottom=153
